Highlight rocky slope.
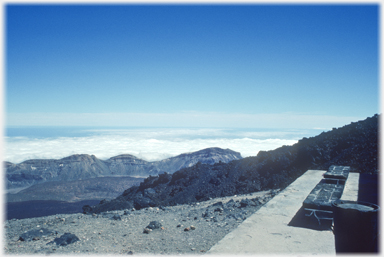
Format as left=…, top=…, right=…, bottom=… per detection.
left=85, top=114, right=379, bottom=214
left=5, top=147, right=242, bottom=189
left=5, top=190, right=277, bottom=255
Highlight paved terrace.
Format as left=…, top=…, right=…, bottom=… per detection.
left=208, top=169, right=360, bottom=255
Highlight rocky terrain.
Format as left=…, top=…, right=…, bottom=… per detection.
left=4, top=190, right=278, bottom=255
left=86, top=114, right=379, bottom=214
left=5, top=147, right=242, bottom=190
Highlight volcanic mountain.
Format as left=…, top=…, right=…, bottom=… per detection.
left=84, top=114, right=379, bottom=214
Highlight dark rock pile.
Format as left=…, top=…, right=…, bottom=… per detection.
left=85, top=114, right=379, bottom=214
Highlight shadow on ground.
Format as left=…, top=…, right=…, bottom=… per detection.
left=288, top=206, right=333, bottom=231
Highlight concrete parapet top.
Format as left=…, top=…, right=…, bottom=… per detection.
left=208, top=170, right=336, bottom=255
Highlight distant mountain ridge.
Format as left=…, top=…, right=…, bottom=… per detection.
left=5, top=147, right=242, bottom=189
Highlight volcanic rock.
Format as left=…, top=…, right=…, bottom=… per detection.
left=48, top=233, right=79, bottom=246
left=146, top=221, right=162, bottom=230
left=143, top=228, right=152, bottom=234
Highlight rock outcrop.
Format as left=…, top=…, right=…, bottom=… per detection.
left=86, top=114, right=379, bottom=213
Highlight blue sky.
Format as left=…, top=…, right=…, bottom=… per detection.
left=5, top=4, right=379, bottom=128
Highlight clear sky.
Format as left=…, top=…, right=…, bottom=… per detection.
left=5, top=4, right=379, bottom=129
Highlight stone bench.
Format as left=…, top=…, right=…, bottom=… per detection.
left=302, top=166, right=350, bottom=222
left=323, top=165, right=350, bottom=183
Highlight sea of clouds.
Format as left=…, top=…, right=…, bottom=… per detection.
left=4, top=127, right=322, bottom=164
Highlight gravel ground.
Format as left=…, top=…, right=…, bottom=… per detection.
left=4, top=189, right=279, bottom=255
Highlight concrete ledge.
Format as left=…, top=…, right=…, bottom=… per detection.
left=208, top=170, right=336, bottom=255
left=340, top=172, right=360, bottom=201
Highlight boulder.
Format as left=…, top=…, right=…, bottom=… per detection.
left=146, top=221, right=162, bottom=230
left=143, top=228, right=152, bottom=234
left=48, top=233, right=79, bottom=246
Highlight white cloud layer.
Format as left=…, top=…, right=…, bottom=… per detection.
left=4, top=128, right=309, bottom=164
